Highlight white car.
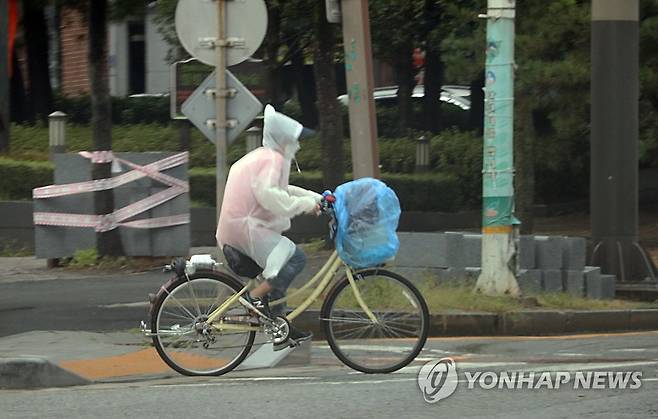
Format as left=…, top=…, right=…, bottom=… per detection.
left=337, top=85, right=471, bottom=110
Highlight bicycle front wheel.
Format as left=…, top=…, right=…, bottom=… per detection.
left=321, top=268, right=429, bottom=373
left=151, top=271, right=255, bottom=376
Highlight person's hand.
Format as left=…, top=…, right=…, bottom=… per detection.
left=313, top=203, right=322, bottom=216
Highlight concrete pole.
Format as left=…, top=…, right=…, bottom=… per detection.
left=475, top=0, right=520, bottom=296
left=590, top=0, right=655, bottom=281
left=0, top=0, right=9, bottom=153
left=340, top=0, right=380, bottom=179
left=215, top=0, right=228, bottom=221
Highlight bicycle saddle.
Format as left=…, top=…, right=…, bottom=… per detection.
left=222, top=245, right=263, bottom=279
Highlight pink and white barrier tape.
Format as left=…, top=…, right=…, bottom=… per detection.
left=33, top=151, right=189, bottom=232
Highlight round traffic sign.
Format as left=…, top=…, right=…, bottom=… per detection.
left=175, top=0, right=268, bottom=67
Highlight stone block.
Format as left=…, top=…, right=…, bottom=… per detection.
left=462, top=233, right=482, bottom=267
left=444, top=232, right=466, bottom=268
left=396, top=232, right=464, bottom=268
left=600, top=274, right=616, bottom=299
left=584, top=266, right=601, bottom=299
left=436, top=267, right=468, bottom=285
left=517, top=269, right=542, bottom=294
left=519, top=235, right=536, bottom=269
left=542, top=269, right=564, bottom=293
left=585, top=269, right=616, bottom=300
left=564, top=270, right=585, bottom=297
left=562, top=237, right=587, bottom=270
left=535, top=236, right=564, bottom=270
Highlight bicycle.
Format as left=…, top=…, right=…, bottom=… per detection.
left=142, top=193, right=429, bottom=376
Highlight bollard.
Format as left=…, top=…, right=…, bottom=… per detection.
left=48, top=111, right=67, bottom=159
left=245, top=126, right=262, bottom=154
left=415, top=135, right=430, bottom=172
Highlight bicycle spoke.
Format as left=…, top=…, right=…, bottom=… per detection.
left=324, top=270, right=428, bottom=373
left=153, top=275, right=256, bottom=376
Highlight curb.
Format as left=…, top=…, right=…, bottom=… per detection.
left=0, top=357, right=90, bottom=390
left=291, top=309, right=658, bottom=338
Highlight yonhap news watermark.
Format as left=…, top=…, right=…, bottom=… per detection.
left=418, top=357, right=643, bottom=403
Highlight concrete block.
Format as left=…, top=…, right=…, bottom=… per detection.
left=585, top=270, right=616, bottom=300
left=535, top=236, right=564, bottom=270
left=600, top=274, right=616, bottom=299
left=465, top=267, right=482, bottom=282
left=35, top=152, right=190, bottom=258
left=562, top=237, right=587, bottom=270
left=517, top=269, right=542, bottom=294
left=461, top=233, right=482, bottom=268
left=389, top=267, right=441, bottom=285
left=0, top=357, right=90, bottom=389
left=396, top=232, right=464, bottom=268
left=436, top=267, right=468, bottom=285
left=444, top=232, right=466, bottom=268
left=519, top=235, right=536, bottom=269
left=542, top=269, right=564, bottom=293
left=564, top=270, right=585, bottom=297
left=584, top=266, right=602, bottom=299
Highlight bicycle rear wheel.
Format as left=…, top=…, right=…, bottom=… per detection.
left=151, top=271, right=255, bottom=376
left=321, top=268, right=429, bottom=373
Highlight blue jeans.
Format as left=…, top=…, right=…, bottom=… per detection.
left=267, top=246, right=306, bottom=316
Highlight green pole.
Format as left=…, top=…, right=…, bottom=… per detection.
left=475, top=0, right=520, bottom=296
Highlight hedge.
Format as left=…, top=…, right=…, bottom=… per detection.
left=0, top=158, right=53, bottom=200
left=0, top=159, right=465, bottom=212
left=190, top=168, right=464, bottom=211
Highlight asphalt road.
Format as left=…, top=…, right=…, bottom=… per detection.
left=3, top=271, right=658, bottom=418
left=1, top=345, right=657, bottom=419
left=0, top=271, right=166, bottom=337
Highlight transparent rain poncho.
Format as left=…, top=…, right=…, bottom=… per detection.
left=333, top=177, right=401, bottom=268
left=216, top=105, right=321, bottom=279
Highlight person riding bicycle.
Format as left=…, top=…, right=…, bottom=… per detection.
left=215, top=104, right=320, bottom=349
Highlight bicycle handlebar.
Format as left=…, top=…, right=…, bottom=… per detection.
left=320, top=190, right=336, bottom=214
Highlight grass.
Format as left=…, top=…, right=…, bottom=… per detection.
left=0, top=242, right=33, bottom=257
left=63, top=247, right=168, bottom=272
left=283, top=278, right=658, bottom=314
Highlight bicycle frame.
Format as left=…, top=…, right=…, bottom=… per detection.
left=204, top=250, right=377, bottom=333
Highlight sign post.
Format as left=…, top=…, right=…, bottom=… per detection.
left=215, top=0, right=228, bottom=219
left=174, top=0, right=267, bottom=218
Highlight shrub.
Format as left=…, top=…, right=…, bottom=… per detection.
left=189, top=168, right=461, bottom=211
left=0, top=158, right=53, bottom=200
left=53, top=94, right=171, bottom=125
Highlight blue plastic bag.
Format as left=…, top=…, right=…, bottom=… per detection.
left=333, top=177, right=401, bottom=268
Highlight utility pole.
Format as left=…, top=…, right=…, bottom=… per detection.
left=0, top=0, right=9, bottom=153
left=475, top=0, right=520, bottom=296
left=590, top=0, right=656, bottom=281
left=340, top=0, right=380, bottom=179
left=215, top=0, right=228, bottom=220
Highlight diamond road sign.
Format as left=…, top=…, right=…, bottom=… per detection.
left=181, top=69, right=263, bottom=144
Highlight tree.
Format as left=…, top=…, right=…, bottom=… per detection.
left=23, top=0, right=53, bottom=122
left=88, top=0, right=124, bottom=256
left=369, top=0, right=422, bottom=135
left=313, top=0, right=344, bottom=190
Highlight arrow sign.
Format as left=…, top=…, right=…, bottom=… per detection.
left=181, top=69, right=263, bottom=144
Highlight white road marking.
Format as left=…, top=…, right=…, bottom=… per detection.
left=556, top=353, right=587, bottom=357
left=99, top=302, right=149, bottom=308
left=609, top=348, right=649, bottom=353
left=151, top=376, right=315, bottom=388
